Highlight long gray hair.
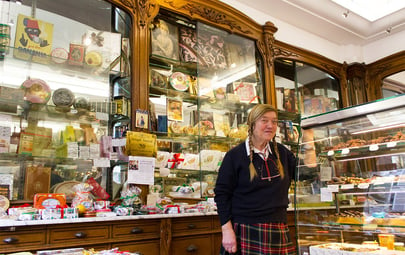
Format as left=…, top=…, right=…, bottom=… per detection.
left=247, top=104, right=284, bottom=181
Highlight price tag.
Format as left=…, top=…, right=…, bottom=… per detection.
left=112, top=138, right=126, bottom=147
left=387, top=141, right=397, bottom=148
left=357, top=183, right=369, bottom=189
left=70, top=109, right=78, bottom=114
left=93, top=157, right=111, bottom=167
left=369, top=144, right=379, bottom=151
left=327, top=150, right=334, bottom=156
left=320, top=188, right=333, bottom=202
left=320, top=166, right=332, bottom=181
left=340, top=184, right=354, bottom=190
left=327, top=184, right=339, bottom=192
left=96, top=112, right=109, bottom=121
left=341, top=148, right=350, bottom=155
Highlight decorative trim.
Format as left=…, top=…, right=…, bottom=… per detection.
left=138, top=0, right=158, bottom=27
left=119, top=0, right=158, bottom=27
left=164, top=0, right=252, bottom=35
left=273, top=47, right=299, bottom=59
left=119, top=0, right=136, bottom=12
left=371, top=63, right=394, bottom=77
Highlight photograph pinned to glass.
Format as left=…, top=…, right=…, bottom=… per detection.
left=135, top=109, right=149, bottom=129
left=232, top=81, right=259, bottom=104
left=167, top=98, right=183, bottom=122
left=151, top=19, right=179, bottom=60
left=149, top=68, right=169, bottom=89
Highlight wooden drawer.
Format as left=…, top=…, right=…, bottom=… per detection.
left=170, top=235, right=212, bottom=255
left=112, top=239, right=160, bottom=255
left=49, top=225, right=109, bottom=245
left=112, top=219, right=160, bottom=241
left=172, top=217, right=213, bottom=237
left=0, top=226, right=46, bottom=252
left=212, top=216, right=221, bottom=231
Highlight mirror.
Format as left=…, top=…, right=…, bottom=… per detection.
left=382, top=71, right=405, bottom=98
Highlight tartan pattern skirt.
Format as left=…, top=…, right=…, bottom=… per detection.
left=220, top=222, right=296, bottom=255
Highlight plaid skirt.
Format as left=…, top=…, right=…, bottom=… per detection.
left=220, top=222, right=296, bottom=255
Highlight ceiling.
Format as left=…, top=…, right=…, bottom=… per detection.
left=234, top=0, right=405, bottom=45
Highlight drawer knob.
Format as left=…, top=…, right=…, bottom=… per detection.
left=131, top=227, right=144, bottom=234
left=186, top=244, right=198, bottom=252
left=3, top=237, right=18, bottom=244
left=75, top=232, right=87, bottom=238
left=187, top=224, right=196, bottom=229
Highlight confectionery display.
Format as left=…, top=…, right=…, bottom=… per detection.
left=296, top=95, right=405, bottom=254
left=52, top=88, right=75, bottom=108
left=21, top=78, right=52, bottom=104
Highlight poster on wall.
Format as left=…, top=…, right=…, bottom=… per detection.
left=14, top=14, right=53, bottom=64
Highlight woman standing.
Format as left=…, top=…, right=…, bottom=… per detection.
left=214, top=104, right=296, bottom=255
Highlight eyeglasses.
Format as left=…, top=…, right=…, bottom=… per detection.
left=258, top=154, right=280, bottom=181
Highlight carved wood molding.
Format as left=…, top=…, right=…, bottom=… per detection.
left=118, top=0, right=158, bottom=27
left=273, top=47, right=299, bottom=59
left=163, top=0, right=252, bottom=35
left=258, top=34, right=274, bottom=68
left=368, top=63, right=395, bottom=79
left=273, top=45, right=341, bottom=78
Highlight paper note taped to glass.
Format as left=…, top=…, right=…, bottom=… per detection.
left=125, top=131, right=157, bottom=157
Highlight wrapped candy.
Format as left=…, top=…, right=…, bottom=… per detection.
left=71, top=183, right=94, bottom=210
left=120, top=184, right=142, bottom=207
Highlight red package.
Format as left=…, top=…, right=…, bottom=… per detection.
left=86, top=177, right=110, bottom=200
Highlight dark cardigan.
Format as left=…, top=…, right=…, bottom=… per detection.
left=214, top=141, right=296, bottom=226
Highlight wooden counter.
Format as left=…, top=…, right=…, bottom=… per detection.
left=1, top=211, right=297, bottom=255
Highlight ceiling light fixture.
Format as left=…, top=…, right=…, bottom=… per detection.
left=342, top=10, right=350, bottom=18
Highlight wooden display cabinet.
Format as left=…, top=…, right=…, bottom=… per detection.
left=0, top=215, right=221, bottom=255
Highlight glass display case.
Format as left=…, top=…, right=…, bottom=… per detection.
left=0, top=0, right=131, bottom=203
left=296, top=94, right=405, bottom=254
left=274, top=59, right=340, bottom=155
left=148, top=10, right=264, bottom=201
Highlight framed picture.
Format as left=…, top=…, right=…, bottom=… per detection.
left=167, top=98, right=183, bottom=122
left=233, top=81, right=259, bottom=104
left=151, top=20, right=179, bottom=60
left=135, top=109, right=149, bottom=129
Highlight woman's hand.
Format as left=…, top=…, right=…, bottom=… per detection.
left=222, top=221, right=237, bottom=253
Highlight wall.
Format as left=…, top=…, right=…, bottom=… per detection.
left=220, top=0, right=405, bottom=64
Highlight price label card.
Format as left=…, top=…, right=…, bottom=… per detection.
left=327, top=150, right=334, bottom=156
left=321, top=188, right=333, bottom=202
left=112, top=138, right=126, bottom=147
left=387, top=141, right=397, bottom=148
left=320, top=166, right=332, bottom=181
left=327, top=184, right=339, bottom=192
left=341, top=148, right=350, bottom=155
left=369, top=144, right=379, bottom=151
left=93, top=157, right=111, bottom=167
left=96, top=112, right=109, bottom=121
left=357, top=183, right=369, bottom=189
left=341, top=184, right=354, bottom=190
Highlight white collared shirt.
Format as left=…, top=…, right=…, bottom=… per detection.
left=245, top=137, right=273, bottom=160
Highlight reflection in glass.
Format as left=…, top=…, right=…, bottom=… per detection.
left=274, top=59, right=340, bottom=118
left=382, top=71, right=405, bottom=98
